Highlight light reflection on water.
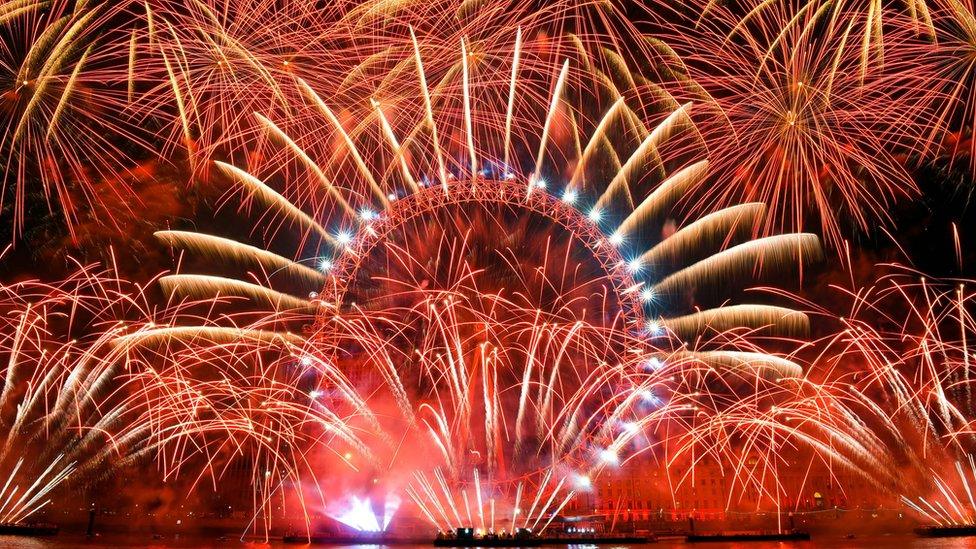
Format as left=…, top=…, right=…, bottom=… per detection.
left=6, top=535, right=976, bottom=549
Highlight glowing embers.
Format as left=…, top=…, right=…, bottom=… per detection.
left=327, top=494, right=401, bottom=532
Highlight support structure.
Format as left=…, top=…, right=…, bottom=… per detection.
left=315, top=177, right=647, bottom=331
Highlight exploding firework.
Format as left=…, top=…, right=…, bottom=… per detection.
left=0, top=0, right=155, bottom=240
left=768, top=263, right=976, bottom=524
left=113, top=319, right=367, bottom=536
left=650, top=0, right=922, bottom=248
left=2, top=0, right=973, bottom=540
left=0, top=250, right=349, bottom=534
left=901, top=455, right=976, bottom=526
left=889, top=0, right=976, bottom=175
left=148, top=15, right=827, bottom=533
left=1, top=0, right=976, bottom=543
left=127, top=0, right=651, bottom=176
left=130, top=0, right=355, bottom=168
left=0, top=259, right=203, bottom=522
left=653, top=0, right=936, bottom=72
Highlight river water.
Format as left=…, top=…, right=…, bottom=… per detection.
left=3, top=534, right=976, bottom=548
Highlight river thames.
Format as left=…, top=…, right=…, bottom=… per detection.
left=4, top=535, right=976, bottom=549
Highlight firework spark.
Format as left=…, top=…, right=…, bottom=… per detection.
left=148, top=20, right=827, bottom=532
left=0, top=0, right=154, bottom=240
left=4, top=0, right=971, bottom=540
left=652, top=1, right=922, bottom=247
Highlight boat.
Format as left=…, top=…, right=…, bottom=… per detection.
left=432, top=528, right=654, bottom=547
left=0, top=522, right=59, bottom=537
left=432, top=536, right=655, bottom=547
left=433, top=536, right=543, bottom=547
left=686, top=530, right=811, bottom=542
left=283, top=533, right=427, bottom=544
left=915, top=525, right=976, bottom=538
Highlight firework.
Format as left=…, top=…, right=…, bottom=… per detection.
left=146, top=16, right=830, bottom=532
left=889, top=0, right=976, bottom=175
left=765, top=264, right=976, bottom=523
left=112, top=322, right=367, bottom=536
left=901, top=456, right=976, bottom=526
left=653, top=0, right=935, bottom=72
left=10, top=0, right=970, bottom=539
left=0, top=259, right=192, bottom=522
left=651, top=1, right=922, bottom=248
left=0, top=0, right=155, bottom=240
left=164, top=25, right=823, bottom=336
left=0, top=251, right=339, bottom=534
left=130, top=0, right=355, bottom=169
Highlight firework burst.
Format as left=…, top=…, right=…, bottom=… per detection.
left=764, top=263, right=976, bottom=524
left=0, top=258, right=200, bottom=522
left=146, top=15, right=829, bottom=532
left=10, top=0, right=972, bottom=539
left=0, top=0, right=154, bottom=240
left=652, top=1, right=922, bottom=248
left=889, top=0, right=976, bottom=175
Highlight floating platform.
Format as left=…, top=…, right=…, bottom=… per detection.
left=433, top=534, right=654, bottom=546
left=0, top=523, right=59, bottom=537
left=686, top=531, right=810, bottom=542
left=915, top=525, right=976, bottom=538
left=283, top=534, right=428, bottom=544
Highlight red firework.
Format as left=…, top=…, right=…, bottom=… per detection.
left=887, top=0, right=976, bottom=175
left=0, top=0, right=154, bottom=241
left=652, top=0, right=922, bottom=248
